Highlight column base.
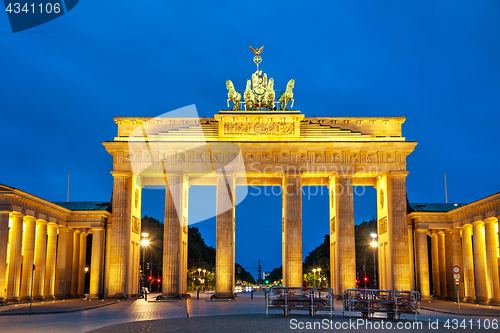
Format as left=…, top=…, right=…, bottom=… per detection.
left=463, top=297, right=476, bottom=303
left=19, top=296, right=32, bottom=302
left=88, top=294, right=103, bottom=299
left=474, top=297, right=488, bottom=305
left=5, top=297, right=20, bottom=303
left=421, top=295, right=431, bottom=301
left=105, top=293, right=127, bottom=299
left=64, top=294, right=73, bottom=299
left=211, top=292, right=236, bottom=299
left=54, top=294, right=66, bottom=300
left=159, top=294, right=182, bottom=300
left=487, top=299, right=500, bottom=306
left=33, top=296, right=46, bottom=301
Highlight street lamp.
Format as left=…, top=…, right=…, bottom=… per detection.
left=141, top=233, right=149, bottom=301
left=370, top=233, right=378, bottom=289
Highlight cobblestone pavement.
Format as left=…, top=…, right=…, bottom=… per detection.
left=0, top=298, right=118, bottom=315
left=420, top=300, right=500, bottom=317
left=0, top=292, right=498, bottom=332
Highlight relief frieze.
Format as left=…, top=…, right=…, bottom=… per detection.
left=223, top=121, right=294, bottom=135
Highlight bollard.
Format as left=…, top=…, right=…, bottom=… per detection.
left=197, top=289, right=199, bottom=299
left=251, top=290, right=253, bottom=299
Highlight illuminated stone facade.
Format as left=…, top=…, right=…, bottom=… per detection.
left=408, top=194, right=500, bottom=304
left=103, top=110, right=417, bottom=298
left=0, top=185, right=109, bottom=302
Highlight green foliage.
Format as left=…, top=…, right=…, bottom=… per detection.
left=141, top=215, right=164, bottom=273
left=303, top=234, right=330, bottom=283
left=188, top=226, right=216, bottom=270
left=266, top=266, right=282, bottom=284
left=355, top=218, right=377, bottom=288
left=235, top=263, right=256, bottom=284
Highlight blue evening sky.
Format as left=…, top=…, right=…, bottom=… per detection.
left=1, top=1, right=499, bottom=278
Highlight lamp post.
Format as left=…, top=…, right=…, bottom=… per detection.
left=312, top=269, right=317, bottom=287
left=370, top=233, right=378, bottom=289
left=202, top=269, right=206, bottom=292
left=141, top=233, right=149, bottom=301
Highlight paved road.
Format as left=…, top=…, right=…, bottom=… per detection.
left=0, top=293, right=498, bottom=333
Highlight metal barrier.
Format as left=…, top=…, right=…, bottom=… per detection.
left=265, top=287, right=335, bottom=317
left=343, top=289, right=420, bottom=321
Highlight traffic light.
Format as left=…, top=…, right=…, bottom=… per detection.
left=363, top=277, right=368, bottom=282
left=148, top=276, right=153, bottom=281
left=157, top=278, right=161, bottom=283
left=355, top=279, right=360, bottom=284
left=265, top=280, right=269, bottom=284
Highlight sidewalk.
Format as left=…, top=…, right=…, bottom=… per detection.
left=421, top=300, right=500, bottom=317
left=0, top=298, right=119, bottom=315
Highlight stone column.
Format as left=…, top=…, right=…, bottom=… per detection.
left=282, top=174, right=302, bottom=288
left=445, top=230, right=454, bottom=300
left=6, top=213, right=23, bottom=301
left=389, top=173, right=411, bottom=291
left=33, top=220, right=47, bottom=300
left=78, top=232, right=87, bottom=297
left=416, top=229, right=430, bottom=300
left=0, top=211, right=10, bottom=303
left=20, top=216, right=36, bottom=301
left=107, top=171, right=130, bottom=298
left=55, top=226, right=67, bottom=299
left=162, top=175, right=182, bottom=298
left=215, top=174, right=236, bottom=298
left=71, top=230, right=81, bottom=298
left=44, top=223, right=58, bottom=299
left=430, top=232, right=440, bottom=299
left=336, top=175, right=355, bottom=294
left=461, top=224, right=475, bottom=302
left=472, top=221, right=488, bottom=303
left=64, top=228, right=74, bottom=298
left=437, top=231, right=447, bottom=299
left=89, top=228, right=104, bottom=299
left=484, top=218, right=500, bottom=304
left=451, top=228, right=464, bottom=301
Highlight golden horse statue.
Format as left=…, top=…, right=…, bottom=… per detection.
left=265, top=78, right=275, bottom=110
left=244, top=79, right=254, bottom=111
left=279, top=79, right=295, bottom=110
left=226, top=80, right=241, bottom=110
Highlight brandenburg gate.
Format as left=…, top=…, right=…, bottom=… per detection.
left=101, top=48, right=416, bottom=299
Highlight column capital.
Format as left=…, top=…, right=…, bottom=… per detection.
left=461, top=223, right=473, bottom=230
left=36, top=219, right=48, bottom=225
left=444, top=229, right=452, bottom=234
left=73, top=230, right=81, bottom=235
left=24, top=215, right=37, bottom=222
left=0, top=210, right=11, bottom=216
left=91, top=227, right=104, bottom=232
left=484, top=217, right=498, bottom=224
left=110, top=171, right=131, bottom=178
left=472, top=220, right=484, bottom=226
left=389, top=171, right=409, bottom=178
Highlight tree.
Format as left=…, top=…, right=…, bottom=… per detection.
left=141, top=216, right=164, bottom=275
left=235, top=263, right=256, bottom=284
left=303, top=234, right=330, bottom=284
left=266, top=266, right=282, bottom=285
left=355, top=218, right=377, bottom=288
